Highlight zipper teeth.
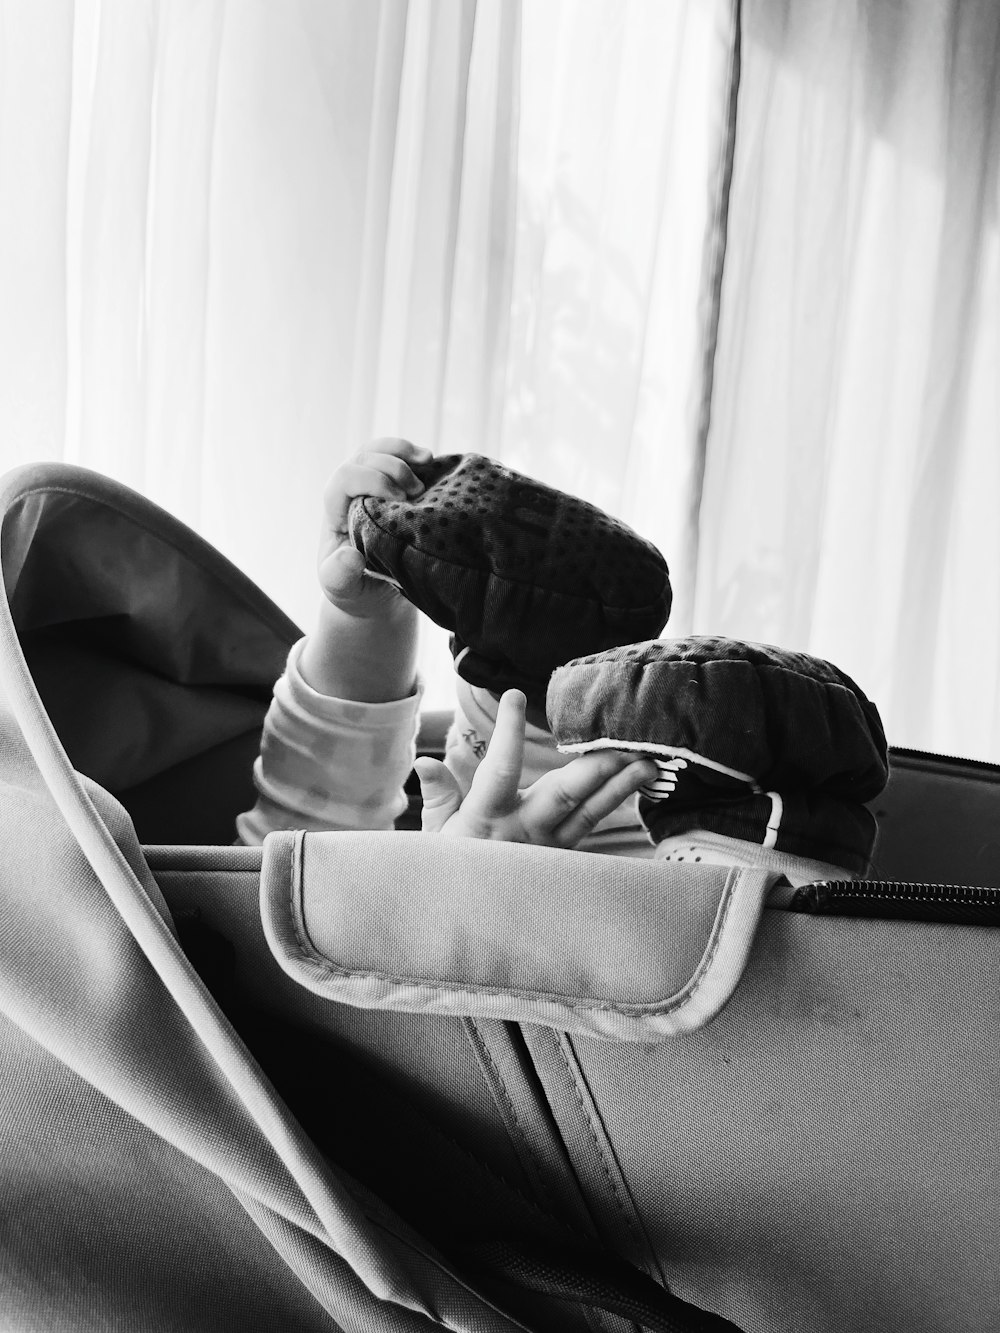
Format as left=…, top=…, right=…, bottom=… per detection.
left=813, top=879, right=999, bottom=902
left=889, top=744, right=1000, bottom=773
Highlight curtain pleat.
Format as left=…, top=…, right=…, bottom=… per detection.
left=494, top=0, right=737, bottom=634
left=5, top=1, right=995, bottom=755
left=345, top=1, right=409, bottom=452
left=375, top=0, right=477, bottom=445
left=688, top=0, right=743, bottom=632
left=0, top=2, right=74, bottom=465
left=698, top=0, right=1000, bottom=758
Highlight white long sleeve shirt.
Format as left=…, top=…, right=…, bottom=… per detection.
left=237, top=643, right=847, bottom=888
left=236, top=640, right=654, bottom=856
left=235, top=638, right=423, bottom=844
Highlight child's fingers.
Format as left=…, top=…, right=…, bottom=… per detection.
left=368, top=437, right=433, bottom=467
left=317, top=543, right=367, bottom=605
left=526, top=750, right=638, bottom=818
left=325, top=458, right=422, bottom=522
left=464, top=690, right=526, bottom=817
left=362, top=451, right=428, bottom=497
left=523, top=754, right=658, bottom=849
left=323, top=449, right=429, bottom=544
left=552, top=757, right=658, bottom=847
left=414, top=757, right=463, bottom=833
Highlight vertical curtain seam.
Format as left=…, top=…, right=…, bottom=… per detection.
left=689, top=0, right=743, bottom=609
left=196, top=0, right=228, bottom=539
left=428, top=0, right=477, bottom=447
left=346, top=0, right=409, bottom=448
left=138, top=1, right=161, bottom=499
left=611, top=7, right=692, bottom=525
left=61, top=0, right=79, bottom=464
left=481, top=0, right=521, bottom=458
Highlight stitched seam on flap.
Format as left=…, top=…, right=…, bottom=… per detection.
left=291, top=832, right=299, bottom=946
left=280, top=858, right=759, bottom=1019
left=668, top=864, right=740, bottom=1005
left=280, top=875, right=737, bottom=1016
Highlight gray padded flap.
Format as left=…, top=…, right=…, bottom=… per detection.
left=259, top=830, right=781, bottom=1040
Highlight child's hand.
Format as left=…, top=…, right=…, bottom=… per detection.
left=415, top=690, right=658, bottom=849
left=299, top=438, right=430, bottom=701
left=318, top=437, right=432, bottom=619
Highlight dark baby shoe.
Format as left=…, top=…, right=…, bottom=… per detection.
left=348, top=453, right=672, bottom=709
left=547, top=636, right=889, bottom=875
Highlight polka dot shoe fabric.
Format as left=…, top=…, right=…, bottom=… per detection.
left=547, top=636, right=889, bottom=875
left=348, top=453, right=672, bottom=708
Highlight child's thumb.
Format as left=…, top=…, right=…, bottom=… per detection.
left=414, top=757, right=463, bottom=833
left=319, top=543, right=367, bottom=605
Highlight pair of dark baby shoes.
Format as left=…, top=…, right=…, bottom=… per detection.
left=349, top=453, right=888, bottom=872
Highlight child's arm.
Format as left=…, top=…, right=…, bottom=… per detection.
left=299, top=438, right=432, bottom=702
left=415, top=690, right=657, bottom=849
left=235, top=439, right=431, bottom=844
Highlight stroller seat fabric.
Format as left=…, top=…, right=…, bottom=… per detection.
left=0, top=463, right=997, bottom=1332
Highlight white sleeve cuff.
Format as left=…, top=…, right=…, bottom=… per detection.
left=235, top=638, right=423, bottom=845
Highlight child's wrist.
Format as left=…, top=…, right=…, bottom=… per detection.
left=299, top=596, right=419, bottom=702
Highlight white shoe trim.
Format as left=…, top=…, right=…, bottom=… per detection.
left=557, top=736, right=761, bottom=789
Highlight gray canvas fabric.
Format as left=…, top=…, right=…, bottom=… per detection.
left=260, top=828, right=781, bottom=1039
left=0, top=464, right=533, bottom=1332
left=520, top=911, right=1000, bottom=1331
left=4, top=460, right=999, bottom=1333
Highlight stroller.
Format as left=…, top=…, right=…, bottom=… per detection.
left=0, top=461, right=997, bottom=1332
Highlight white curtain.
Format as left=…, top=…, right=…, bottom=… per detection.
left=60, top=0, right=520, bottom=680
left=698, top=0, right=1000, bottom=759
left=2, top=0, right=997, bottom=755
left=0, top=0, right=734, bottom=708
left=491, top=0, right=738, bottom=638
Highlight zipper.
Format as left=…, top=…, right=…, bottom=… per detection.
left=889, top=744, right=1000, bottom=775
left=790, top=879, right=1000, bottom=925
